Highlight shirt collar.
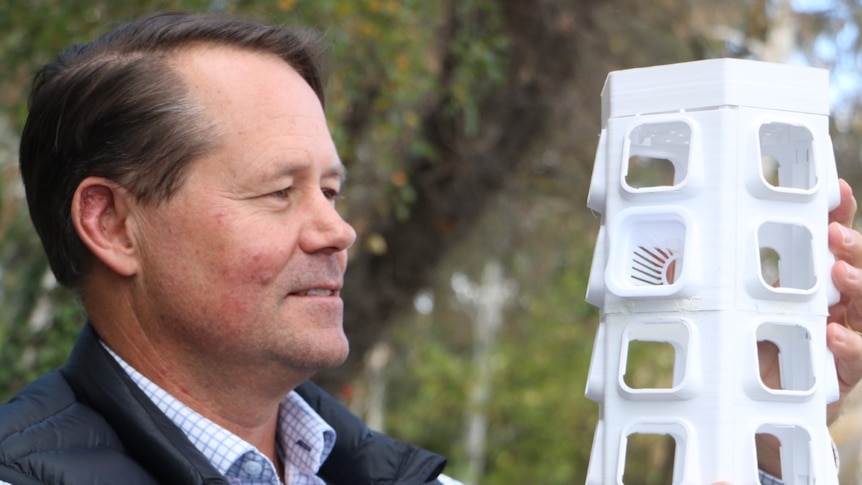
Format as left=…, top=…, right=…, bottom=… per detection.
left=101, top=343, right=336, bottom=480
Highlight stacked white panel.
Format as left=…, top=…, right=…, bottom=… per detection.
left=584, top=58, right=840, bottom=485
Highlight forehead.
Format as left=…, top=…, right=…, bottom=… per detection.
left=172, top=44, right=326, bottom=130
left=171, top=44, right=341, bottom=177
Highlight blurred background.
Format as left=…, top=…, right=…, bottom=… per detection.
left=3, top=0, right=862, bottom=483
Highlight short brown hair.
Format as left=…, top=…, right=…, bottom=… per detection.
left=19, top=11, right=328, bottom=288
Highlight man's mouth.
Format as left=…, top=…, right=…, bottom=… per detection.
left=295, top=289, right=337, bottom=297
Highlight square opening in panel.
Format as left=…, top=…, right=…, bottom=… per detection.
left=759, top=122, right=816, bottom=191
left=624, top=121, right=691, bottom=191
left=620, top=321, right=693, bottom=398
left=621, top=422, right=688, bottom=484
left=756, top=323, right=814, bottom=393
left=606, top=208, right=691, bottom=297
left=755, top=425, right=812, bottom=483
left=623, top=433, right=676, bottom=484
left=756, top=222, right=816, bottom=292
left=624, top=340, right=676, bottom=390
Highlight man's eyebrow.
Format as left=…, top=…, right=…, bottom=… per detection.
left=262, top=158, right=347, bottom=182
left=324, top=163, right=348, bottom=183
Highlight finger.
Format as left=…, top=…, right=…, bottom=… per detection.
left=828, top=322, right=862, bottom=390
left=827, top=322, right=862, bottom=424
left=828, top=179, right=856, bottom=228
left=831, top=260, right=862, bottom=330
left=827, top=222, right=862, bottom=267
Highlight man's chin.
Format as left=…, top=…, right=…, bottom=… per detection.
left=328, top=342, right=350, bottom=368
left=309, top=339, right=350, bottom=371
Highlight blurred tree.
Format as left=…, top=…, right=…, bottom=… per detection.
left=3, top=0, right=862, bottom=483
left=334, top=0, right=862, bottom=483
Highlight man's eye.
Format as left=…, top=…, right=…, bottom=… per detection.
left=270, top=188, right=291, bottom=199
left=323, top=188, right=341, bottom=201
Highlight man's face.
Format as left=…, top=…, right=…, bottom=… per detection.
left=130, top=45, right=356, bottom=384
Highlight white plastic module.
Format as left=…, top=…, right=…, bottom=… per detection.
left=584, top=58, right=840, bottom=484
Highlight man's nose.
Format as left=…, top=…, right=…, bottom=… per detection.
left=299, top=193, right=357, bottom=254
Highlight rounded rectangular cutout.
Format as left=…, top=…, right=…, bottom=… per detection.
left=624, top=340, right=675, bottom=390
left=759, top=122, right=816, bottom=192
left=624, top=121, right=692, bottom=191
left=756, top=222, right=816, bottom=293
left=756, top=322, right=815, bottom=394
left=606, top=207, right=692, bottom=297
left=621, top=422, right=688, bottom=484
left=755, top=425, right=812, bottom=483
left=623, top=433, right=676, bottom=484
left=619, top=320, right=697, bottom=399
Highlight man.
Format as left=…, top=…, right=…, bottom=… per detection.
left=0, top=11, right=458, bottom=484
left=1, top=11, right=862, bottom=485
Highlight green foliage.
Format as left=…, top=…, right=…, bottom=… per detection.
left=385, top=330, right=471, bottom=454
left=4, top=1, right=862, bottom=483
left=0, top=1, right=220, bottom=127
left=378, top=195, right=604, bottom=483
left=445, top=0, right=509, bottom=137
left=272, top=0, right=509, bottom=222
left=0, top=260, right=84, bottom=402
left=276, top=0, right=447, bottom=223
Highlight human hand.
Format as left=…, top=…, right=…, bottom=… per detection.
left=756, top=179, right=862, bottom=478
left=824, top=178, right=862, bottom=424
left=759, top=179, right=862, bottom=420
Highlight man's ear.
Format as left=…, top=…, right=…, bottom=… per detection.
left=71, top=177, right=140, bottom=277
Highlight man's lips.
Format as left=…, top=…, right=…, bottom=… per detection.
left=292, top=288, right=339, bottom=297
left=289, top=281, right=342, bottom=297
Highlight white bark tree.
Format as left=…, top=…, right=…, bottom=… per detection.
left=452, top=261, right=516, bottom=485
